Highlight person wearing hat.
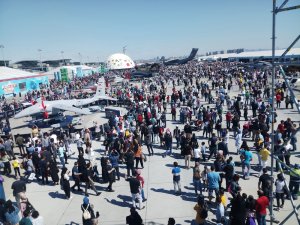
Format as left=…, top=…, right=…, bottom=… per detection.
left=289, top=164, right=300, bottom=200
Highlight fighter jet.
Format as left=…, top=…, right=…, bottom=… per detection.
left=14, top=77, right=117, bottom=119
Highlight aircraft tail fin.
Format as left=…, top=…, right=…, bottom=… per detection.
left=94, top=77, right=106, bottom=98
left=188, top=48, right=198, bottom=59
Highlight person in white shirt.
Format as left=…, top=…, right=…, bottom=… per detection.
left=193, top=144, right=201, bottom=164
left=75, top=132, right=80, bottom=141
left=275, top=173, right=285, bottom=210
left=200, top=142, right=207, bottom=162
left=30, top=210, right=44, bottom=225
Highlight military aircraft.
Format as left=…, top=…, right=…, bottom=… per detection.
left=163, top=48, right=198, bottom=65
left=14, top=77, right=117, bottom=119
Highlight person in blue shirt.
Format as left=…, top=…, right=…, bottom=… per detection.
left=240, top=148, right=253, bottom=179
left=172, top=162, right=181, bottom=195
left=207, top=165, right=221, bottom=202
left=109, top=149, right=120, bottom=180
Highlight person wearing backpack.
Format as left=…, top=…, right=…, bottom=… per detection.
left=81, top=196, right=99, bottom=225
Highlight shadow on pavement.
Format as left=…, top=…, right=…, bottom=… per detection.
left=104, top=195, right=132, bottom=208
left=48, top=191, right=66, bottom=199
left=66, top=222, right=80, bottom=225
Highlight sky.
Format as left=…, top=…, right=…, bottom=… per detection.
left=0, top=0, right=299, bottom=63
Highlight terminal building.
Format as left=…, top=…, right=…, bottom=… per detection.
left=198, top=48, right=300, bottom=63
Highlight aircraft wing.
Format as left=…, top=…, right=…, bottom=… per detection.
left=97, top=96, right=118, bottom=101
left=14, top=105, right=41, bottom=119
left=53, top=104, right=92, bottom=115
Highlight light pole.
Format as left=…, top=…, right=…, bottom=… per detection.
left=123, top=45, right=127, bottom=54
left=61, top=51, right=65, bottom=66
left=38, top=49, right=43, bottom=71
left=0, top=45, right=7, bottom=67
left=78, top=52, right=82, bottom=65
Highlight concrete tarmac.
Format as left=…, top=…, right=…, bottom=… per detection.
left=3, top=78, right=300, bottom=225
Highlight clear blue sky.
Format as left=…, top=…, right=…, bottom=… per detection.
left=0, top=0, right=299, bottom=62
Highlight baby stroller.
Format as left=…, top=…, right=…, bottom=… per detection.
left=242, top=122, right=251, bottom=138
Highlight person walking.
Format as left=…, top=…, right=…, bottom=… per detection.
left=255, top=190, right=269, bottom=225
left=106, top=159, right=115, bottom=192
left=109, top=149, right=120, bottom=180
left=207, top=165, right=220, bottom=203
left=128, top=171, right=144, bottom=210
left=172, top=161, right=181, bottom=195
left=81, top=196, right=100, bottom=225
left=145, top=132, right=154, bottom=156
left=82, top=163, right=101, bottom=196
left=11, top=179, right=26, bottom=207
left=60, top=167, right=71, bottom=200
left=258, top=146, right=271, bottom=176
left=71, top=162, right=82, bottom=192
left=193, top=162, right=202, bottom=195
left=136, top=169, right=147, bottom=202
left=240, top=148, right=253, bottom=179
left=275, top=173, right=285, bottom=210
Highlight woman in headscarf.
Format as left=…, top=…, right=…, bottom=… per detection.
left=49, top=158, right=59, bottom=185
left=81, top=196, right=99, bottom=225
left=61, top=167, right=71, bottom=199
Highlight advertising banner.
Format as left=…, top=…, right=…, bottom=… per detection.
left=0, top=76, right=49, bottom=95
left=60, top=68, right=69, bottom=82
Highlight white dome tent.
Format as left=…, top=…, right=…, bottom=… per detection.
left=106, top=53, right=135, bottom=70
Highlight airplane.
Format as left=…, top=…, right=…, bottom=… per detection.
left=14, top=77, right=117, bottom=119
left=163, top=48, right=198, bottom=66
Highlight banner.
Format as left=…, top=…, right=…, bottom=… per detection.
left=60, top=68, right=69, bottom=82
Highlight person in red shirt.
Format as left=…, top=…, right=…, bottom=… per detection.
left=276, top=93, right=281, bottom=108
left=137, top=114, right=143, bottom=125
left=226, top=111, right=232, bottom=129
left=277, top=120, right=285, bottom=135
left=255, top=190, right=269, bottom=225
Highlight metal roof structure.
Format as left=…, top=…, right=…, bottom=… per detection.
left=198, top=48, right=300, bottom=60
left=0, top=66, right=45, bottom=82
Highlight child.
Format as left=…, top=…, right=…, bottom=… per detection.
left=201, top=165, right=209, bottom=192
left=200, top=142, right=207, bottom=162
left=11, top=157, right=21, bottom=179
left=219, top=188, right=227, bottom=209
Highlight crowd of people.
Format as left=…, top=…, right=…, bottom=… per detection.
left=0, top=60, right=299, bottom=225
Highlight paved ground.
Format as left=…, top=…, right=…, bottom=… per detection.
left=3, top=78, right=300, bottom=225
